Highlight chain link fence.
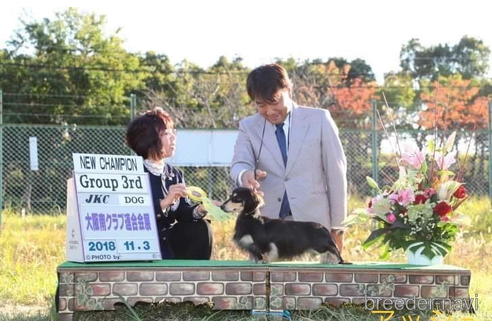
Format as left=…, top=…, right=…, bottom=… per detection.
left=0, top=124, right=490, bottom=215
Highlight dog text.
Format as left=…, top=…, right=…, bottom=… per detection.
left=123, top=196, right=145, bottom=204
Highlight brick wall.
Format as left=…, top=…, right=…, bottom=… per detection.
left=57, top=265, right=471, bottom=320
left=267, top=268, right=470, bottom=310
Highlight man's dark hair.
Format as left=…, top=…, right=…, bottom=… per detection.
left=246, top=64, right=292, bottom=102
left=126, top=107, right=174, bottom=160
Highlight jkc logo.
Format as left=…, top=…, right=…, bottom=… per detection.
left=85, top=194, right=110, bottom=204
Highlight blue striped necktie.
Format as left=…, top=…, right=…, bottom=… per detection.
left=275, top=123, right=291, bottom=218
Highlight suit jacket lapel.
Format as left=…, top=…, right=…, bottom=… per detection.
left=253, top=114, right=285, bottom=170
left=285, top=107, right=309, bottom=176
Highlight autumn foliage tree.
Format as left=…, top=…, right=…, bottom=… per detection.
left=419, top=74, right=490, bottom=191
left=283, top=59, right=378, bottom=129
left=328, top=77, right=378, bottom=128
left=419, top=75, right=488, bottom=130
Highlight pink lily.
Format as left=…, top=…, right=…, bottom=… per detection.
left=389, top=189, right=415, bottom=206
left=400, top=144, right=426, bottom=170
left=434, top=151, right=456, bottom=170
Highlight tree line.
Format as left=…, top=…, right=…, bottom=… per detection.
left=0, top=7, right=490, bottom=131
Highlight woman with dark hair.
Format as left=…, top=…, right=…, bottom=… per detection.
left=126, top=107, right=213, bottom=259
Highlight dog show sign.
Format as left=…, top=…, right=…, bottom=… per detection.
left=66, top=153, right=161, bottom=262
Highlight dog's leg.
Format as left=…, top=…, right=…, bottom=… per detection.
left=248, top=253, right=258, bottom=262
left=318, top=244, right=346, bottom=264
left=236, top=235, right=264, bottom=263
left=262, top=243, right=279, bottom=263
left=320, top=252, right=351, bottom=264
left=247, top=245, right=264, bottom=263
left=320, top=251, right=340, bottom=264
left=237, top=235, right=254, bottom=248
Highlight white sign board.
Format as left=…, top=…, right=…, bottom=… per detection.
left=167, top=130, right=238, bottom=166
left=29, top=137, right=39, bottom=171
left=66, top=153, right=162, bottom=262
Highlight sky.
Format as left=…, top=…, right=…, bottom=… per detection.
left=1, top=0, right=491, bottom=83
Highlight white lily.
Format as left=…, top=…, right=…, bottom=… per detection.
left=437, top=180, right=462, bottom=201
left=444, top=131, right=457, bottom=153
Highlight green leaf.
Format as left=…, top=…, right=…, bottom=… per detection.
left=366, top=176, right=381, bottom=191
left=422, top=243, right=438, bottom=259
left=344, top=208, right=371, bottom=226
left=379, top=243, right=391, bottom=260
left=427, top=139, right=436, bottom=153
left=429, top=242, right=448, bottom=257
left=390, top=220, right=410, bottom=229
left=407, top=242, right=424, bottom=253
left=374, top=216, right=389, bottom=224
left=410, top=241, right=450, bottom=259
left=362, top=228, right=389, bottom=249
left=432, top=241, right=451, bottom=257
left=437, top=170, right=455, bottom=177
left=420, top=160, right=428, bottom=175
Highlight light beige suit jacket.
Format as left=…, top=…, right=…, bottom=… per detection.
left=230, top=106, right=347, bottom=229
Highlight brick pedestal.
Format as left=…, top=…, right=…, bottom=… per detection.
left=57, top=261, right=471, bottom=319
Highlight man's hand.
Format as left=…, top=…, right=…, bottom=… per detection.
left=160, top=183, right=187, bottom=210
left=330, top=229, right=344, bottom=252
left=241, top=169, right=267, bottom=195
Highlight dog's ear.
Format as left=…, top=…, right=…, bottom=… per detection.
left=239, top=190, right=255, bottom=214
left=243, top=189, right=263, bottom=214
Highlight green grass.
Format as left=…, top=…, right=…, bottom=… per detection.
left=73, top=302, right=430, bottom=321
left=0, top=212, right=65, bottom=307
left=0, top=196, right=491, bottom=320
left=459, top=196, right=492, bottom=239
left=73, top=302, right=478, bottom=321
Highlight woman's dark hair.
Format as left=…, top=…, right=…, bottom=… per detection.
left=246, top=64, right=292, bottom=102
left=126, top=107, right=174, bottom=160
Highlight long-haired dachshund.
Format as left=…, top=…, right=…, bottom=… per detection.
left=221, top=187, right=346, bottom=264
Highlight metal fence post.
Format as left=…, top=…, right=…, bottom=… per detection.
left=130, top=93, right=137, bottom=121
left=127, top=94, right=137, bottom=156
left=0, top=89, right=3, bottom=224
left=371, top=99, right=379, bottom=185
left=489, top=100, right=492, bottom=200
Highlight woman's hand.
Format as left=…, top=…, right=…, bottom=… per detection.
left=193, top=204, right=208, bottom=219
left=160, top=183, right=187, bottom=210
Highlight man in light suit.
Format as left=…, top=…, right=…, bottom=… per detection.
left=230, top=64, right=347, bottom=251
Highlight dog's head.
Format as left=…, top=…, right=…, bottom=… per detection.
left=220, top=187, right=264, bottom=214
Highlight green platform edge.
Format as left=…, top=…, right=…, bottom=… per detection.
left=58, top=260, right=469, bottom=272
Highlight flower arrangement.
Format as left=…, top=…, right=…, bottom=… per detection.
left=350, top=131, right=468, bottom=261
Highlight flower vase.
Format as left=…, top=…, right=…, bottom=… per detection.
left=406, top=243, right=444, bottom=265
